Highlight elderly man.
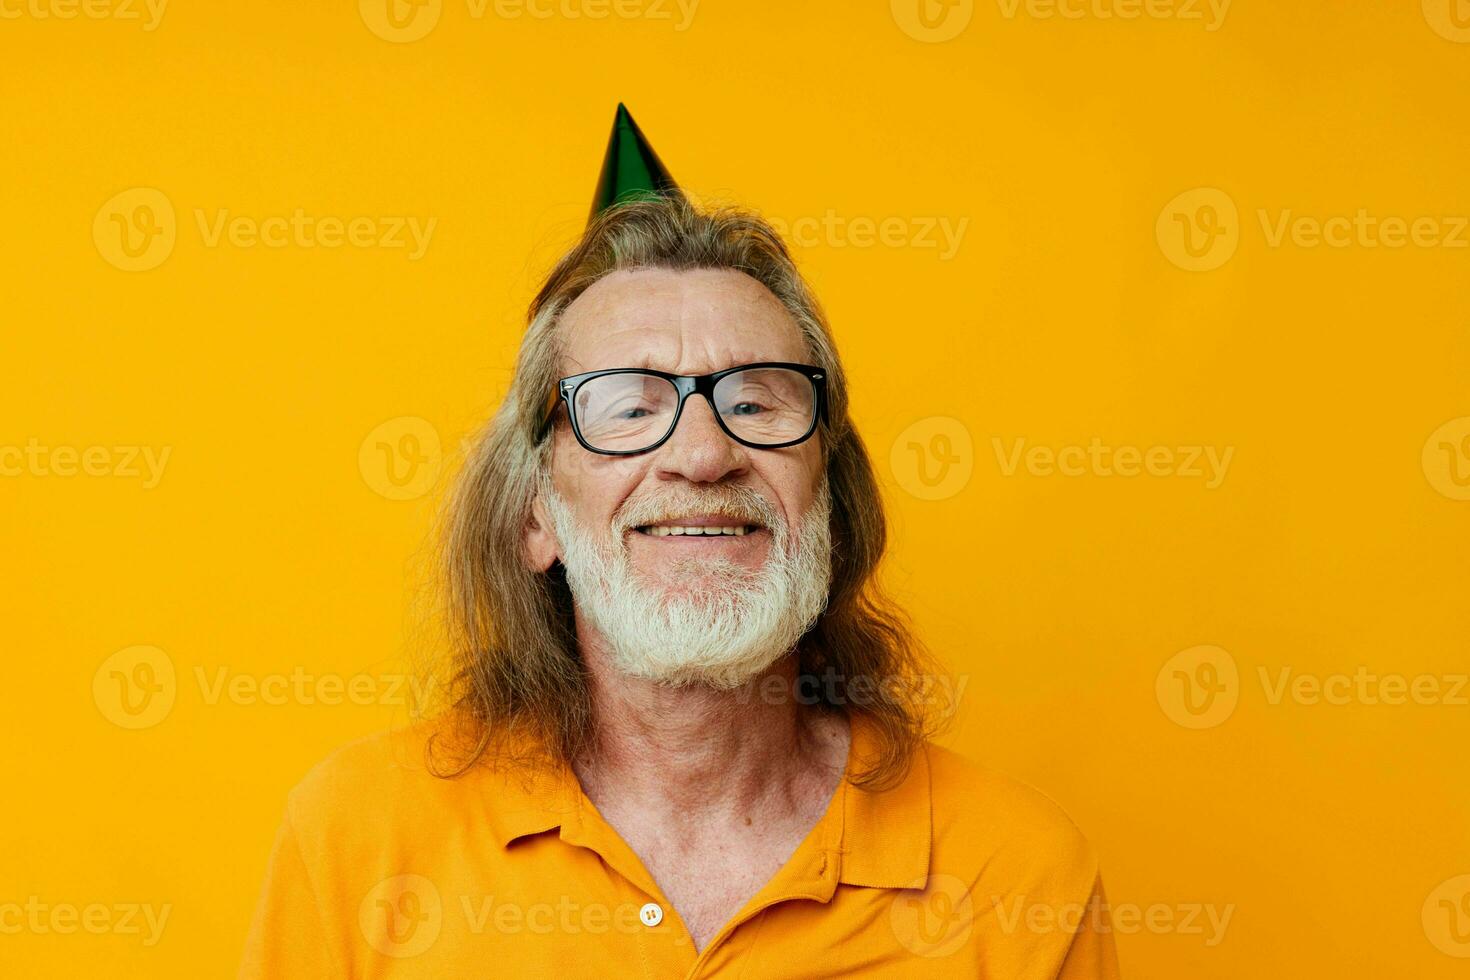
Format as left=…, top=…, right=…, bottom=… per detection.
left=240, top=109, right=1120, bottom=978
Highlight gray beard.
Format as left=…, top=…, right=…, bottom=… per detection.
left=541, top=479, right=833, bottom=689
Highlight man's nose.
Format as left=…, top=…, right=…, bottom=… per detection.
left=653, top=394, right=749, bottom=484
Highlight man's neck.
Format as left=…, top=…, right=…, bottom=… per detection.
left=567, top=622, right=852, bottom=951
left=570, top=635, right=849, bottom=826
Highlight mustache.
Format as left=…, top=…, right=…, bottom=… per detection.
left=613, top=484, right=783, bottom=533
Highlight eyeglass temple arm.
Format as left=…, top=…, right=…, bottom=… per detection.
left=535, top=385, right=566, bottom=441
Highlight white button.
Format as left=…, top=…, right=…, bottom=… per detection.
left=639, top=902, right=663, bottom=927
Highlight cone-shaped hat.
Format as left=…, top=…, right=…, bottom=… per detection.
left=589, top=103, right=683, bottom=223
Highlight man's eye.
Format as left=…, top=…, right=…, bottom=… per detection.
left=617, top=406, right=653, bottom=420
left=729, top=402, right=765, bottom=416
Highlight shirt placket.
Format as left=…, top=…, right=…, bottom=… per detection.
left=555, top=789, right=699, bottom=978
left=553, top=777, right=848, bottom=980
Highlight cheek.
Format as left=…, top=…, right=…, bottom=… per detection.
left=547, top=437, right=582, bottom=498
left=762, top=452, right=825, bottom=525
left=550, top=439, right=646, bottom=527
left=804, top=438, right=826, bottom=494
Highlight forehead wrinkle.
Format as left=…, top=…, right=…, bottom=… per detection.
left=560, top=321, right=684, bottom=375
left=556, top=267, right=806, bottom=376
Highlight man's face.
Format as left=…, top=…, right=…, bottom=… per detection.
left=539, top=267, right=824, bottom=592
left=527, top=267, right=832, bottom=688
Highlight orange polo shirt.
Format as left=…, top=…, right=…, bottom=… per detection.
left=239, top=714, right=1121, bottom=978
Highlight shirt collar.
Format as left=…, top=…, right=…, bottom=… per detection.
left=835, top=712, right=932, bottom=889
left=483, top=711, right=933, bottom=892
left=482, top=747, right=577, bottom=849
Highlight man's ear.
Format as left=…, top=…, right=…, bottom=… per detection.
left=523, top=492, right=560, bottom=573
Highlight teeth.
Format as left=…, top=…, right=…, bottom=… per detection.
left=641, top=525, right=752, bottom=537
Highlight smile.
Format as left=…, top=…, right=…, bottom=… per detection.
left=635, top=524, right=758, bottom=537
left=632, top=515, right=765, bottom=538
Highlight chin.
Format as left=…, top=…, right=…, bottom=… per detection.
left=633, top=556, right=762, bottom=593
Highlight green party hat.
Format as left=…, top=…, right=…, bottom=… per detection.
left=589, top=103, right=683, bottom=223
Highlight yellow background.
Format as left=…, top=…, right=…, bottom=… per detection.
left=4, top=0, right=1469, bottom=976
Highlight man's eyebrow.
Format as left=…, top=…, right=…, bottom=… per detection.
left=561, top=353, right=775, bottom=375
left=559, top=356, right=650, bottom=374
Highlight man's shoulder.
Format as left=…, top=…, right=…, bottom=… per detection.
left=285, top=726, right=407, bottom=810
left=921, top=741, right=1101, bottom=893
left=282, top=722, right=493, bottom=837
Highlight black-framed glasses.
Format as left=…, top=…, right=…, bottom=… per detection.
left=537, top=362, right=828, bottom=456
